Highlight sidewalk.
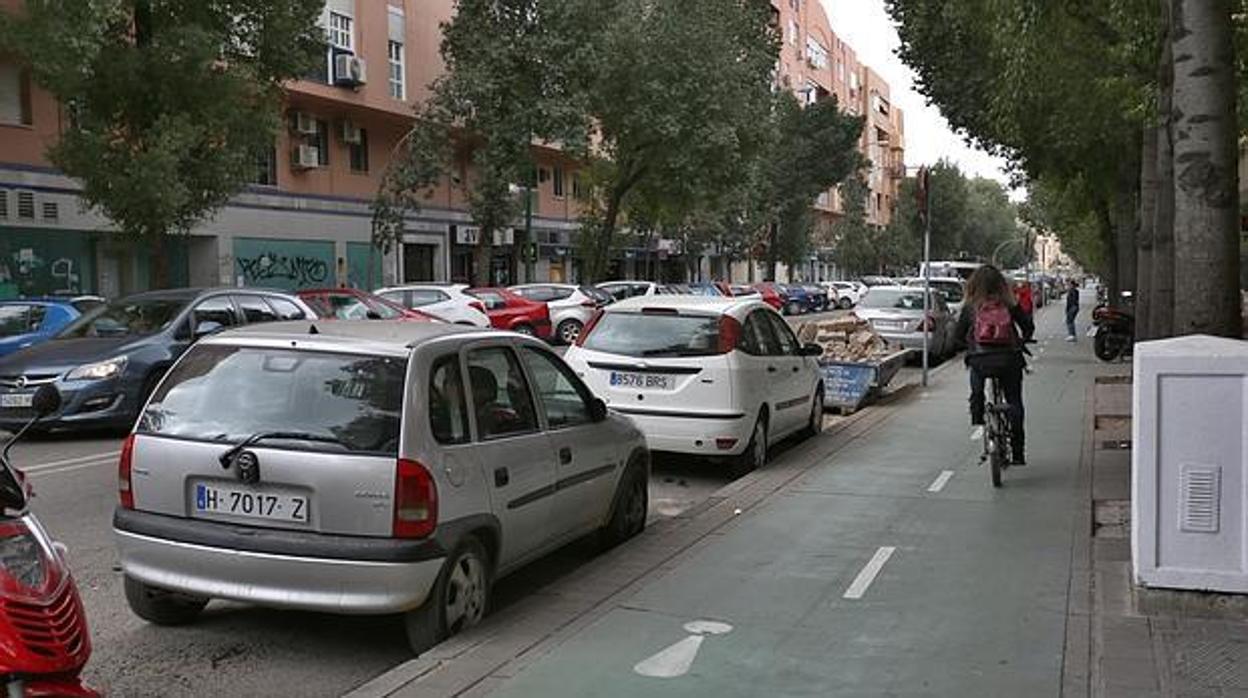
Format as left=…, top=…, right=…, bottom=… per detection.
left=350, top=301, right=1109, bottom=698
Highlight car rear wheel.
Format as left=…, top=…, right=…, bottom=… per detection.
left=804, top=388, right=825, bottom=438
left=405, top=537, right=490, bottom=655
left=124, top=576, right=208, bottom=626
left=600, top=463, right=648, bottom=549
left=512, top=323, right=535, bottom=336
left=731, top=412, right=768, bottom=478
left=785, top=301, right=802, bottom=316
left=556, top=319, right=584, bottom=345
left=839, top=298, right=853, bottom=310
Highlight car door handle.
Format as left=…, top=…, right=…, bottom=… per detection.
left=559, top=447, right=573, bottom=465
left=792, top=366, right=800, bottom=373
left=767, top=366, right=778, bottom=373
left=494, top=467, right=509, bottom=487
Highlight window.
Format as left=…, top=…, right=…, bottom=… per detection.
left=581, top=313, right=722, bottom=358
left=266, top=297, right=306, bottom=320
left=765, top=313, right=800, bottom=355
left=0, top=190, right=8, bottom=219
left=429, top=355, right=470, bottom=444
left=16, top=191, right=34, bottom=220
left=388, top=41, right=406, bottom=100
left=408, top=289, right=450, bottom=308
left=466, top=347, right=538, bottom=439
left=520, top=348, right=593, bottom=429
left=315, top=119, right=330, bottom=166
left=740, top=311, right=778, bottom=357
left=787, top=19, right=798, bottom=45
left=41, top=201, right=57, bottom=222
left=572, top=173, right=586, bottom=200
left=805, top=38, right=829, bottom=70
left=348, top=127, right=369, bottom=173
left=192, top=297, right=239, bottom=331
left=233, top=295, right=278, bottom=324
left=254, top=146, right=278, bottom=186
left=552, top=166, right=565, bottom=198
left=328, top=12, right=353, bottom=51
left=0, top=63, right=31, bottom=126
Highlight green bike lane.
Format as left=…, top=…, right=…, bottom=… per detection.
left=473, top=304, right=1096, bottom=698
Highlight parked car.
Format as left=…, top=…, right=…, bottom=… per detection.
left=564, top=295, right=825, bottom=476
left=375, top=284, right=491, bottom=327
left=778, top=284, right=818, bottom=315
left=296, top=288, right=438, bottom=322
left=466, top=287, right=553, bottom=339
left=0, top=288, right=315, bottom=433
left=509, top=284, right=611, bottom=345
left=598, top=281, right=661, bottom=302
left=727, top=284, right=760, bottom=299
left=854, top=286, right=955, bottom=359
left=860, top=276, right=896, bottom=287
left=685, top=283, right=724, bottom=298
left=113, top=320, right=649, bottom=653
left=905, top=276, right=967, bottom=315
left=795, top=283, right=831, bottom=313
left=0, top=296, right=106, bottom=358
left=823, top=281, right=864, bottom=309
left=750, top=283, right=787, bottom=312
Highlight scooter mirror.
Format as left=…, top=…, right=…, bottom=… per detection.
left=31, top=384, right=62, bottom=417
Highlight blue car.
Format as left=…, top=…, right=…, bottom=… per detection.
left=780, top=285, right=820, bottom=315
left=0, top=297, right=105, bottom=358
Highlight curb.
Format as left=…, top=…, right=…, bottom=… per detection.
left=347, top=379, right=928, bottom=698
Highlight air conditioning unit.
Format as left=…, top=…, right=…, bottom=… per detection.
left=293, top=112, right=318, bottom=135
left=292, top=145, right=320, bottom=170
left=341, top=120, right=362, bottom=145
left=334, top=54, right=367, bottom=86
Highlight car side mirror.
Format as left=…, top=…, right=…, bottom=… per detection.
left=193, top=320, right=224, bottom=340
left=32, top=384, right=61, bottom=417
left=589, top=397, right=608, bottom=422
left=799, top=343, right=824, bottom=358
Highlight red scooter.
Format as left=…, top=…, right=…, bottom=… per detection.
left=0, top=386, right=95, bottom=697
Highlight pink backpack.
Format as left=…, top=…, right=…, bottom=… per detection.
left=974, top=301, right=1016, bottom=346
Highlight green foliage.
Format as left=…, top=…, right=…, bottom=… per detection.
left=0, top=0, right=324, bottom=279
left=1021, top=177, right=1109, bottom=274
left=830, top=176, right=877, bottom=276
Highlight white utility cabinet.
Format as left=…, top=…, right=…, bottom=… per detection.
left=1133, top=334, right=1248, bottom=592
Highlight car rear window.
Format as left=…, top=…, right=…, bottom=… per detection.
left=581, top=312, right=720, bottom=358
left=862, top=290, right=928, bottom=310
left=140, top=345, right=407, bottom=455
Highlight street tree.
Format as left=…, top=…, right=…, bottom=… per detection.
left=0, top=0, right=325, bottom=287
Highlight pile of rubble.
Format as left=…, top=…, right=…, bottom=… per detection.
left=796, top=314, right=892, bottom=362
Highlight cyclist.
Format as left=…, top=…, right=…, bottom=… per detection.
left=954, top=265, right=1034, bottom=466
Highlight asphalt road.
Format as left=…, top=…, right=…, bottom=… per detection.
left=6, top=305, right=926, bottom=696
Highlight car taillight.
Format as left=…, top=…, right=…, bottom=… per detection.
left=118, top=433, right=135, bottom=510
left=575, top=310, right=604, bottom=347
left=0, top=517, right=63, bottom=602
left=469, top=300, right=486, bottom=313
left=394, top=459, right=437, bottom=539
left=717, top=315, right=743, bottom=353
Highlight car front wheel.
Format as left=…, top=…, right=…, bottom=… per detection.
left=406, top=537, right=491, bottom=655
left=600, top=463, right=648, bottom=549
left=556, top=319, right=584, bottom=345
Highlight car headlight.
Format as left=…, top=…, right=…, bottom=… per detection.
left=65, top=356, right=127, bottom=381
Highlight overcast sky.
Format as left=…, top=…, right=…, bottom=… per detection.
left=821, top=0, right=1016, bottom=191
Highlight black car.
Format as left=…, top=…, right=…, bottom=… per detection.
left=0, top=288, right=315, bottom=433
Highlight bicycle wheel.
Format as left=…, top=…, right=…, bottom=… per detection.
left=989, top=428, right=1004, bottom=487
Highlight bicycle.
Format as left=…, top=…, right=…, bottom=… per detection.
left=980, top=376, right=1013, bottom=488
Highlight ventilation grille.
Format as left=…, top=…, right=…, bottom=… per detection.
left=16, top=191, right=35, bottom=220
left=0, top=189, right=7, bottom=218
left=1180, top=465, right=1221, bottom=534
left=41, top=201, right=58, bottom=222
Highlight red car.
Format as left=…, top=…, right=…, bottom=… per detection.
left=296, top=288, right=438, bottom=322
left=466, top=287, right=553, bottom=339
left=751, top=283, right=787, bottom=311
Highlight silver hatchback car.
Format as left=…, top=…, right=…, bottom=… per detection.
left=113, top=321, right=649, bottom=652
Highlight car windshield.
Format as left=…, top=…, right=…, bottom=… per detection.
left=581, top=312, right=721, bottom=358
left=139, top=345, right=407, bottom=455
left=862, top=290, right=928, bottom=311
left=58, top=297, right=186, bottom=338
left=909, top=280, right=965, bottom=303
left=0, top=305, right=44, bottom=337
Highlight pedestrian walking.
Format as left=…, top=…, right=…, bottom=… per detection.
left=1065, top=279, right=1080, bottom=341
left=1015, top=281, right=1034, bottom=317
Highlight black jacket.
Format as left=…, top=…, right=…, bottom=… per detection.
left=954, top=302, right=1034, bottom=370
left=1066, top=287, right=1080, bottom=315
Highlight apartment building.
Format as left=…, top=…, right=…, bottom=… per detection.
left=0, top=0, right=904, bottom=298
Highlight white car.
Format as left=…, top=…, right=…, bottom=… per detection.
left=376, top=284, right=491, bottom=327
left=509, top=284, right=612, bottom=345
left=823, top=281, right=865, bottom=309
left=114, top=321, right=648, bottom=653
left=905, top=276, right=966, bottom=315
left=597, top=281, right=662, bottom=302
left=564, top=295, right=825, bottom=475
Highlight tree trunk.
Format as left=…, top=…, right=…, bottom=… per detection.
left=147, top=231, right=170, bottom=290
left=1151, top=4, right=1177, bottom=337
left=1110, top=157, right=1139, bottom=300
left=1137, top=126, right=1160, bottom=339
left=1099, top=199, right=1121, bottom=298
left=1170, top=0, right=1242, bottom=337
left=765, top=222, right=778, bottom=282
left=591, top=191, right=624, bottom=283
left=473, top=228, right=492, bottom=286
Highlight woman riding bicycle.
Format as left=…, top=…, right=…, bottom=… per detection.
left=954, top=265, right=1034, bottom=465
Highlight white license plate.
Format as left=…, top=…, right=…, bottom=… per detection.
left=0, top=393, right=33, bottom=409
left=872, top=321, right=903, bottom=331
left=194, top=482, right=309, bottom=523
left=609, top=372, right=675, bottom=391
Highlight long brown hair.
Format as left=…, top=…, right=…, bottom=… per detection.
left=964, top=265, right=1016, bottom=308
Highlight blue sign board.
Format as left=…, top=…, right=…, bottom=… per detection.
left=821, top=362, right=877, bottom=410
